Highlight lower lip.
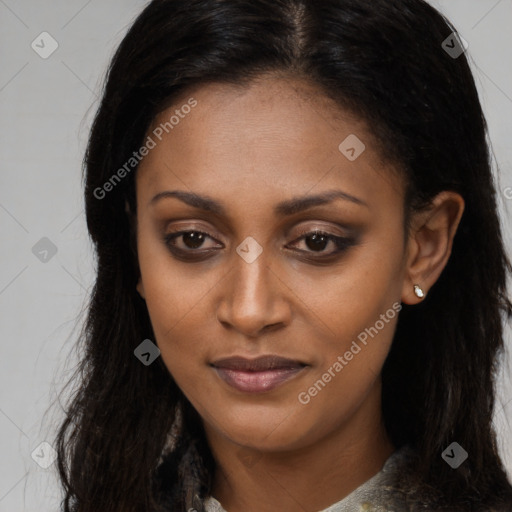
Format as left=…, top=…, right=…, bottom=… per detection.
left=213, top=366, right=306, bottom=393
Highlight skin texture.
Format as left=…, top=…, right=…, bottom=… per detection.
left=135, top=74, right=465, bottom=512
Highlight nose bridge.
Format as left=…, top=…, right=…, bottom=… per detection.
left=217, top=240, right=286, bottom=335
left=232, top=244, right=272, bottom=313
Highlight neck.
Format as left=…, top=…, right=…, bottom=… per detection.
left=204, top=381, right=395, bottom=512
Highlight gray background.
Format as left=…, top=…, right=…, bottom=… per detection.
left=0, top=1, right=511, bottom=510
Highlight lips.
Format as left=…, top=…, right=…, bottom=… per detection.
left=211, top=355, right=308, bottom=393
left=211, top=355, right=306, bottom=371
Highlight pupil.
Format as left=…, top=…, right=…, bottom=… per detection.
left=184, top=232, right=204, bottom=249
left=306, top=234, right=328, bottom=252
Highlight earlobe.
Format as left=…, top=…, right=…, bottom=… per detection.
left=413, top=284, right=425, bottom=299
left=401, top=191, right=464, bottom=305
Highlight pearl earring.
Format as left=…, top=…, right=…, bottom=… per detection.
left=413, top=284, right=425, bottom=299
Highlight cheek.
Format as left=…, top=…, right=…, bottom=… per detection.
left=136, top=225, right=213, bottom=381
left=141, top=271, right=215, bottom=373
left=297, top=299, right=398, bottom=403
left=136, top=219, right=212, bottom=333
left=286, top=225, right=404, bottom=352
left=289, top=224, right=403, bottom=405
left=142, top=274, right=214, bottom=404
left=291, top=303, right=399, bottom=447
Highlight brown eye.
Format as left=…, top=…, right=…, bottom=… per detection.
left=179, top=231, right=207, bottom=249
left=288, top=230, right=355, bottom=257
left=164, top=230, right=221, bottom=254
left=303, top=232, right=331, bottom=252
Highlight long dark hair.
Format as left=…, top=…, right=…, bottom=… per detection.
left=53, top=0, right=512, bottom=510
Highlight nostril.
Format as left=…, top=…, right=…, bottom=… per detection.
left=262, top=322, right=281, bottom=333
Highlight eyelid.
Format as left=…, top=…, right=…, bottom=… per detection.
left=290, top=224, right=350, bottom=240
left=164, top=221, right=350, bottom=245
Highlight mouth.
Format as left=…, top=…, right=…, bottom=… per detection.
left=210, top=355, right=308, bottom=393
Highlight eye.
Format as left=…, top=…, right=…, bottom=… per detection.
left=163, top=228, right=356, bottom=261
left=287, top=229, right=355, bottom=257
left=163, top=230, right=221, bottom=255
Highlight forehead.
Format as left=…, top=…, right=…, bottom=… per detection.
left=136, top=75, right=403, bottom=212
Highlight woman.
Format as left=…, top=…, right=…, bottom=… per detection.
left=54, top=0, right=512, bottom=510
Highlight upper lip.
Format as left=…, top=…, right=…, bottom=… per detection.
left=211, top=355, right=306, bottom=371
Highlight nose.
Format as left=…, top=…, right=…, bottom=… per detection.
left=215, top=249, right=291, bottom=338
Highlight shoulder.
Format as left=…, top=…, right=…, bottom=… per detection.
left=360, top=445, right=512, bottom=512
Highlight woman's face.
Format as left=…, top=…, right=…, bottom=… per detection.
left=135, top=75, right=410, bottom=454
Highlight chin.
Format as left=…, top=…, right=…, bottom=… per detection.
left=216, top=411, right=311, bottom=450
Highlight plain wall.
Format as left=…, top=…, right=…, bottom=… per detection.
left=0, top=1, right=511, bottom=510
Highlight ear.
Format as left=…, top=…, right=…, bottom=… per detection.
left=401, top=191, right=465, bottom=304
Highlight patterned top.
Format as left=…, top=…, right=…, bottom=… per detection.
left=154, top=405, right=512, bottom=511
left=202, top=445, right=415, bottom=512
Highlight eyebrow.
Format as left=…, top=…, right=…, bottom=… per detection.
left=150, top=189, right=368, bottom=216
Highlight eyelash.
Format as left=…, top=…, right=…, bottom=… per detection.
left=163, top=228, right=356, bottom=261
